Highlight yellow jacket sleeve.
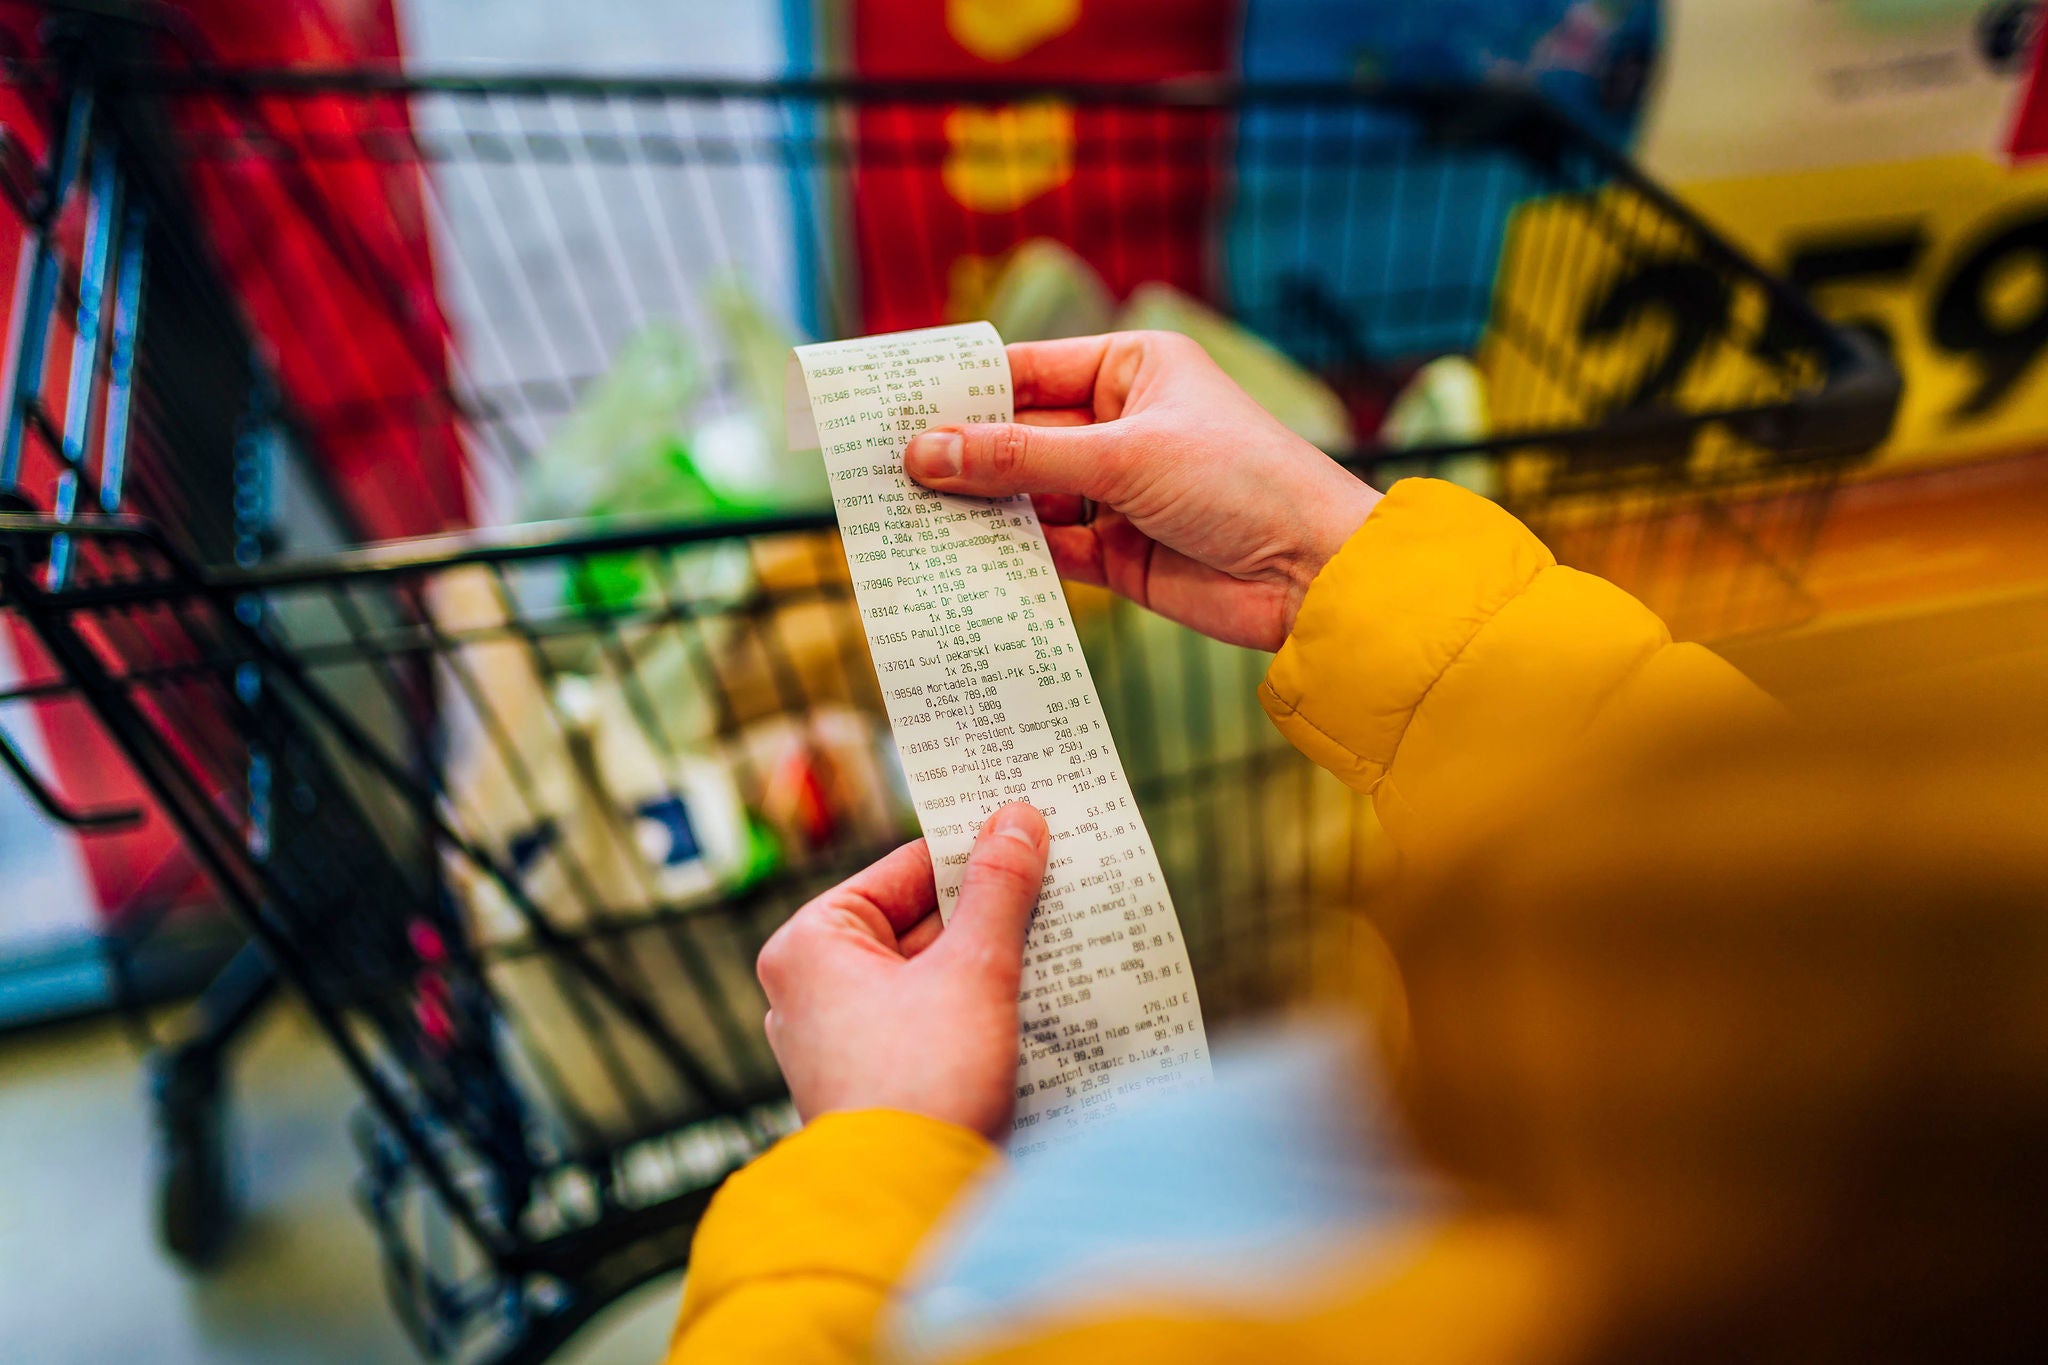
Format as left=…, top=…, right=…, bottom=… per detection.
left=1260, top=479, right=1775, bottom=859
left=666, top=1110, right=999, bottom=1364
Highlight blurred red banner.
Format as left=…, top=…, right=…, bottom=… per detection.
left=849, top=0, right=1237, bottom=333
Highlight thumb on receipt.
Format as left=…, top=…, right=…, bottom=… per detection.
left=906, top=423, right=1117, bottom=501
left=931, top=801, right=1049, bottom=982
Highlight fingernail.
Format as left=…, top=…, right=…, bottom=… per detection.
left=907, top=431, right=962, bottom=480
left=986, top=804, right=1043, bottom=850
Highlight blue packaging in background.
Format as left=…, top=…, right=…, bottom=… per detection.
left=1227, top=0, right=1662, bottom=370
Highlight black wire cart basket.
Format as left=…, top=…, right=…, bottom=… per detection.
left=0, top=24, right=1896, bottom=1365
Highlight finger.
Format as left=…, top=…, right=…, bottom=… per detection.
left=757, top=842, right=935, bottom=995
left=929, top=803, right=1048, bottom=980
left=896, top=909, right=944, bottom=958
left=905, top=420, right=1120, bottom=502
left=815, top=838, right=938, bottom=939
left=1016, top=407, right=1093, bottom=428
left=1091, top=511, right=1159, bottom=606
left=1102, top=538, right=1288, bottom=651
left=1006, top=336, right=1114, bottom=409
left=1042, top=523, right=1108, bottom=587
left=1044, top=507, right=1151, bottom=599
left=1042, top=515, right=1243, bottom=631
left=997, top=414, right=1091, bottom=523
left=1031, top=492, right=1089, bottom=525
left=1141, top=540, right=1259, bottom=626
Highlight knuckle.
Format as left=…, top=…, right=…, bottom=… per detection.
left=1137, top=328, right=1193, bottom=359
left=988, top=424, right=1031, bottom=482
left=755, top=922, right=800, bottom=995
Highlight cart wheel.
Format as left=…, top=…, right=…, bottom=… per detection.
left=152, top=1052, right=235, bottom=1268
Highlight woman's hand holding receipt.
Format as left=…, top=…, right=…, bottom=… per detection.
left=759, top=802, right=1050, bottom=1141
left=905, top=330, right=1382, bottom=652
left=762, top=331, right=1383, bottom=1137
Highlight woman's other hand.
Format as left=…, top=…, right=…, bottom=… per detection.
left=756, top=803, right=1050, bottom=1141
left=905, top=331, right=1380, bottom=652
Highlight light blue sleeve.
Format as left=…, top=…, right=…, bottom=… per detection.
left=886, top=1019, right=1437, bottom=1362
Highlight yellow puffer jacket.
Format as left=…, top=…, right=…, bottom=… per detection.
left=664, top=478, right=1775, bottom=1364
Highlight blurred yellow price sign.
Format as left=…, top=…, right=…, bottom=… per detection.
left=1480, top=186, right=1818, bottom=483
left=1485, top=153, right=2048, bottom=473
left=1681, top=153, right=2048, bottom=469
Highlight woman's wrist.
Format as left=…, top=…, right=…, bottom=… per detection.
left=1282, top=479, right=1382, bottom=638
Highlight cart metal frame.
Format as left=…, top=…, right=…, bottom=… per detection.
left=1, top=13, right=1895, bottom=1359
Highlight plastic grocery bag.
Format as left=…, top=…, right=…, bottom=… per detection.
left=516, top=324, right=716, bottom=525
left=982, top=239, right=1117, bottom=343
left=691, top=278, right=833, bottom=514
left=1378, top=355, right=1499, bottom=498
left=1381, top=354, right=1490, bottom=448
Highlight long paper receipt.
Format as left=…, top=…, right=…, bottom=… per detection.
left=789, top=322, right=1211, bottom=1148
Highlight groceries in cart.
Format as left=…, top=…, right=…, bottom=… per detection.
left=512, top=283, right=833, bottom=613
left=978, top=239, right=1118, bottom=345
left=451, top=684, right=906, bottom=1133
left=515, top=323, right=720, bottom=528
left=978, top=236, right=1498, bottom=465
left=983, top=240, right=1356, bottom=451
left=1377, top=355, right=1500, bottom=499
left=433, top=530, right=911, bottom=1134
left=699, top=278, right=835, bottom=513
left=438, top=540, right=910, bottom=886
left=516, top=282, right=829, bottom=529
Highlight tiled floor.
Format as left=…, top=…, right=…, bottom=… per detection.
left=0, top=1006, right=683, bottom=1364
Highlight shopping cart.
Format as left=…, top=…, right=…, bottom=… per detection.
left=0, top=23, right=1895, bottom=1365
